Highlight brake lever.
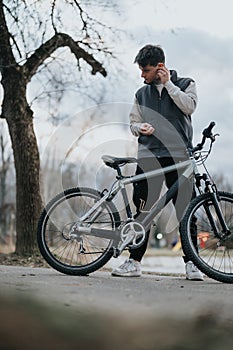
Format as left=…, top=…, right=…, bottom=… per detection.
left=210, top=133, right=220, bottom=142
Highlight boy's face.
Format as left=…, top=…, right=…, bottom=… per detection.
left=139, top=63, right=162, bottom=84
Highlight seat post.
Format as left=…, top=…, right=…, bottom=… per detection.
left=115, top=166, right=123, bottom=179
left=115, top=167, right=133, bottom=219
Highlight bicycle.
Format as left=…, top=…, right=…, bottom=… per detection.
left=37, top=122, right=233, bottom=283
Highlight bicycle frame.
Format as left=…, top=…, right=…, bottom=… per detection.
left=77, top=158, right=194, bottom=239
left=76, top=134, right=231, bottom=253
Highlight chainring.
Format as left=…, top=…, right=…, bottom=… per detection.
left=120, top=221, right=146, bottom=248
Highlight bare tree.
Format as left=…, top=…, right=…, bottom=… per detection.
left=0, top=123, right=14, bottom=245
left=0, top=128, right=10, bottom=210
left=0, top=0, right=117, bottom=255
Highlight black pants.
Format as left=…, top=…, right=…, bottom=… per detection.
left=129, top=157, right=196, bottom=262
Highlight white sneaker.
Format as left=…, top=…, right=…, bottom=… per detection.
left=185, top=261, right=204, bottom=281
left=111, top=259, right=141, bottom=277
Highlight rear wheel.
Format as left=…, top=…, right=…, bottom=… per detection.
left=37, top=187, right=120, bottom=275
left=181, top=191, right=233, bottom=283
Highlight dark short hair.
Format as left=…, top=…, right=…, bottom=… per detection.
left=134, top=45, right=165, bottom=67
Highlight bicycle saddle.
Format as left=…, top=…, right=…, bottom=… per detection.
left=102, top=155, right=137, bottom=168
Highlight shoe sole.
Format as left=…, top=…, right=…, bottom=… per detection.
left=186, top=277, right=204, bottom=281
left=111, top=272, right=141, bottom=277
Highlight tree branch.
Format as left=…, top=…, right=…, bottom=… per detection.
left=23, top=32, right=107, bottom=82
left=0, top=1, right=17, bottom=69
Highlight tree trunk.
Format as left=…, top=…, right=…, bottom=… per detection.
left=0, top=1, right=107, bottom=256
left=2, top=66, right=43, bottom=255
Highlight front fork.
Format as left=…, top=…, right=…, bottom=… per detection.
left=196, top=174, right=231, bottom=238
left=206, top=190, right=231, bottom=237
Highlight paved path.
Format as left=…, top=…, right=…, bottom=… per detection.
left=1, top=264, right=233, bottom=321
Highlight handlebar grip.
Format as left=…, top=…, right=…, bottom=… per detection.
left=202, top=121, right=215, bottom=137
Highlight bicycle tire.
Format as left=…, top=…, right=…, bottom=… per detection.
left=180, top=191, right=233, bottom=283
left=37, top=187, right=120, bottom=275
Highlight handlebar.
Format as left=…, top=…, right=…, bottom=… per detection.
left=189, top=121, right=217, bottom=154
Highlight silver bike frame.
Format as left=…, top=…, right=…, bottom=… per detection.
left=78, top=159, right=194, bottom=235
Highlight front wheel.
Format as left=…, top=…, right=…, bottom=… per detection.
left=37, top=187, right=120, bottom=275
left=180, top=191, right=233, bottom=283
